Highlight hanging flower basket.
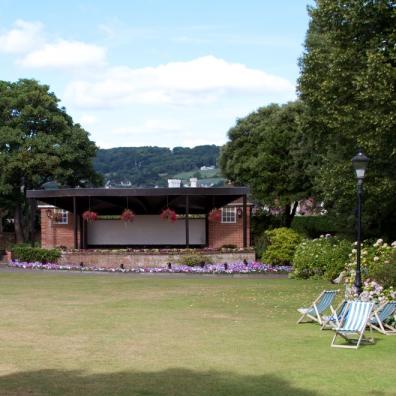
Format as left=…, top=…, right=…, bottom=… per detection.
left=121, top=209, right=135, bottom=222
left=52, top=212, right=64, bottom=222
left=208, top=208, right=221, bottom=222
left=47, top=209, right=63, bottom=222
left=160, top=208, right=177, bottom=223
left=82, top=210, right=98, bottom=222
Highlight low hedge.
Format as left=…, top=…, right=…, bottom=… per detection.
left=11, top=246, right=61, bottom=264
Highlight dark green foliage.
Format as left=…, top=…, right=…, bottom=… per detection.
left=291, top=216, right=340, bottom=239
left=11, top=245, right=61, bottom=263
left=220, top=101, right=312, bottom=227
left=251, top=211, right=283, bottom=258
left=94, top=145, right=220, bottom=187
left=0, top=79, right=101, bottom=242
left=298, top=0, right=396, bottom=239
left=291, top=237, right=351, bottom=280
left=177, top=253, right=213, bottom=267
left=261, top=227, right=302, bottom=265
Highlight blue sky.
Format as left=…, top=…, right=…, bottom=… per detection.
left=0, top=0, right=311, bottom=148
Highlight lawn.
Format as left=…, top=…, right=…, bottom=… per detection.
left=0, top=271, right=395, bottom=396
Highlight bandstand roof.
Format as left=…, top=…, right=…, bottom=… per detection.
left=27, top=187, right=249, bottom=215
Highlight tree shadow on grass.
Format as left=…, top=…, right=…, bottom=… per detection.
left=0, top=368, right=318, bottom=396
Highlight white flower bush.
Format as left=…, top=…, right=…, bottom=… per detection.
left=360, top=280, right=396, bottom=304
left=344, top=239, right=396, bottom=302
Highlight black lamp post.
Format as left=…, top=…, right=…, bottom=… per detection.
left=351, top=149, right=369, bottom=296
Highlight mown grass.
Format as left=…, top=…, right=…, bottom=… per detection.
left=0, top=271, right=395, bottom=395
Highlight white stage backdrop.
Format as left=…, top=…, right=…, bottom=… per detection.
left=87, top=216, right=206, bottom=245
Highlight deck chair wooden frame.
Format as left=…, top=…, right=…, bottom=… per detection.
left=297, top=290, right=338, bottom=325
left=369, top=301, right=396, bottom=336
left=321, top=300, right=348, bottom=330
left=331, top=301, right=375, bottom=349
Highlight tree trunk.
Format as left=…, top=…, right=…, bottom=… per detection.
left=283, top=201, right=299, bottom=228
left=14, top=204, right=26, bottom=243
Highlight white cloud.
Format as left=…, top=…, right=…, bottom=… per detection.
left=19, top=40, right=107, bottom=69
left=94, top=119, right=187, bottom=148
left=0, top=19, right=107, bottom=70
left=78, top=114, right=97, bottom=126
left=65, top=55, right=295, bottom=108
left=111, top=120, right=183, bottom=136
left=0, top=20, right=44, bottom=54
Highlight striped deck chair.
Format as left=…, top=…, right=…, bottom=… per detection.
left=321, top=300, right=348, bottom=330
left=331, top=301, right=375, bottom=349
left=297, top=290, right=338, bottom=325
left=369, top=301, right=396, bottom=336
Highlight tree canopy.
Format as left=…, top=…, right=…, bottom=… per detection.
left=298, top=0, right=396, bottom=238
left=0, top=79, right=101, bottom=242
left=220, top=101, right=311, bottom=226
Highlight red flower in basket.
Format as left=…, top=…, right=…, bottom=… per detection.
left=121, top=209, right=135, bottom=222
left=160, top=208, right=177, bottom=223
left=52, top=212, right=63, bottom=222
left=208, top=208, right=221, bottom=222
left=82, top=210, right=98, bottom=222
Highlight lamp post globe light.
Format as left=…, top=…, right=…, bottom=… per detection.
left=351, top=149, right=369, bottom=296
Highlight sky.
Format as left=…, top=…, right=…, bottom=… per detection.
left=0, top=0, right=311, bottom=149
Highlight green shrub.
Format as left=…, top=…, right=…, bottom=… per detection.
left=262, top=227, right=302, bottom=265
left=251, top=211, right=283, bottom=257
left=254, top=232, right=269, bottom=260
left=11, top=246, right=61, bottom=263
left=177, top=253, right=213, bottom=267
left=291, top=236, right=351, bottom=280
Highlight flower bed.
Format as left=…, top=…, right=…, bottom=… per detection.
left=9, top=260, right=292, bottom=274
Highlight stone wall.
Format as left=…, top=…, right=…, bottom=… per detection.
left=59, top=250, right=255, bottom=269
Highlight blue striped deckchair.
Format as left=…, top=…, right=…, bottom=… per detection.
left=321, top=300, right=348, bottom=330
left=369, top=301, right=396, bottom=336
left=297, top=290, right=338, bottom=325
left=331, top=301, right=375, bottom=349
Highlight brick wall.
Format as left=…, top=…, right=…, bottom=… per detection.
left=40, top=209, right=79, bottom=249
left=208, top=206, right=250, bottom=249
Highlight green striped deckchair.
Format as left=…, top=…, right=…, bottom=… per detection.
left=321, top=300, right=348, bottom=330
left=331, top=301, right=375, bottom=349
left=297, top=290, right=338, bottom=325
left=369, top=301, right=396, bottom=336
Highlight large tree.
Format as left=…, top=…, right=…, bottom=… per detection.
left=298, top=0, right=396, bottom=238
left=0, top=79, right=102, bottom=242
left=220, top=101, right=311, bottom=227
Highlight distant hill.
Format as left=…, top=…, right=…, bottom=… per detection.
left=94, top=145, right=223, bottom=187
